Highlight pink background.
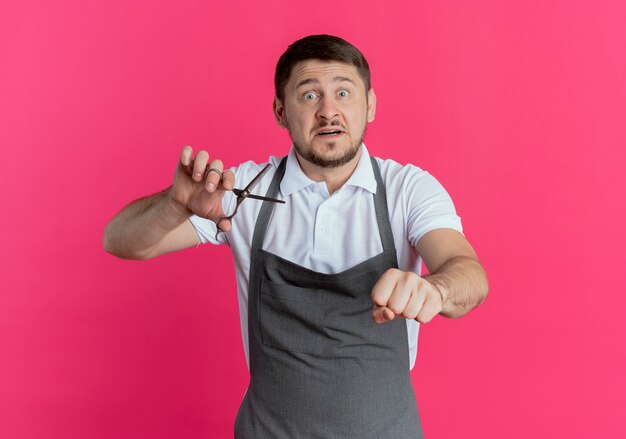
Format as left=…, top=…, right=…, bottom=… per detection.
left=1, top=1, right=625, bottom=438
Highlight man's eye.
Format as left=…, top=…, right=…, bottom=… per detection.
left=338, top=90, right=350, bottom=97
left=304, top=92, right=317, bottom=100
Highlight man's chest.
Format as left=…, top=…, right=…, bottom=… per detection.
left=231, top=184, right=403, bottom=274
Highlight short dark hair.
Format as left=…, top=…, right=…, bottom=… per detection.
left=274, top=34, right=371, bottom=102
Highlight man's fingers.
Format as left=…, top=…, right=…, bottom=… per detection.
left=402, top=286, right=425, bottom=320
left=192, top=150, right=210, bottom=182
left=416, top=288, right=443, bottom=323
left=216, top=217, right=232, bottom=233
left=371, top=268, right=400, bottom=307
left=221, top=169, right=235, bottom=190
left=178, top=147, right=232, bottom=194
left=372, top=305, right=395, bottom=324
left=416, top=300, right=438, bottom=324
left=205, top=159, right=224, bottom=192
left=180, top=145, right=193, bottom=168
left=371, top=269, right=444, bottom=324
left=385, top=273, right=416, bottom=315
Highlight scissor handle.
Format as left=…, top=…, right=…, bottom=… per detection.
left=214, top=196, right=245, bottom=239
left=213, top=163, right=274, bottom=240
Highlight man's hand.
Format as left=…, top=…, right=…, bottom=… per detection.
left=371, top=268, right=445, bottom=324
left=103, top=145, right=238, bottom=260
left=170, top=145, right=236, bottom=232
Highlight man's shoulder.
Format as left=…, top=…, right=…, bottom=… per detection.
left=370, top=155, right=432, bottom=187
left=367, top=154, right=458, bottom=210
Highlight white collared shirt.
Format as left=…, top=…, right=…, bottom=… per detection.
left=190, top=144, right=463, bottom=370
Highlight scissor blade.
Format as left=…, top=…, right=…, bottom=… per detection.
left=232, top=189, right=285, bottom=204
left=246, top=194, right=285, bottom=203
left=242, top=163, right=272, bottom=193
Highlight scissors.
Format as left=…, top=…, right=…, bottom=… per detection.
left=215, top=163, right=285, bottom=239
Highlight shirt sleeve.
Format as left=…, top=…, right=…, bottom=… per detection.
left=188, top=215, right=225, bottom=245
left=404, top=167, right=464, bottom=247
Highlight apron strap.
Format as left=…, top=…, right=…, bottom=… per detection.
left=370, top=157, right=396, bottom=255
left=251, top=156, right=287, bottom=251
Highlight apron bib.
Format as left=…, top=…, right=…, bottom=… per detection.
left=234, top=157, right=423, bottom=438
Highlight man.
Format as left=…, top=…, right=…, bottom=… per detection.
left=104, top=34, right=488, bottom=438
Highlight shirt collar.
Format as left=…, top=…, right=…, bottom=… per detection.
left=280, top=143, right=377, bottom=196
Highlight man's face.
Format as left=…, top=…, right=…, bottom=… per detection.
left=273, top=60, right=376, bottom=168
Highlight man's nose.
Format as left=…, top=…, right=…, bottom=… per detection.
left=315, top=97, right=339, bottom=120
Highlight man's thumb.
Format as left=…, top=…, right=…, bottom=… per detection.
left=372, top=305, right=395, bottom=324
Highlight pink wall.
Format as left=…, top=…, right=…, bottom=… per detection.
left=1, top=1, right=624, bottom=437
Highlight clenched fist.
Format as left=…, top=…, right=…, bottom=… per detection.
left=371, top=268, right=445, bottom=324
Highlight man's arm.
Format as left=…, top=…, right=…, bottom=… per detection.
left=103, top=146, right=235, bottom=260
left=103, top=188, right=200, bottom=260
left=418, top=228, right=489, bottom=319
left=371, top=228, right=488, bottom=323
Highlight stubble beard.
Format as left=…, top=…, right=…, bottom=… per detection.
left=291, top=124, right=367, bottom=169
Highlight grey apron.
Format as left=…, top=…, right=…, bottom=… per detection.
left=234, top=157, right=423, bottom=439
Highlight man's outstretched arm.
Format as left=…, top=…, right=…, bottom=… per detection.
left=418, top=228, right=489, bottom=319
left=103, top=188, right=199, bottom=260
left=103, top=146, right=235, bottom=260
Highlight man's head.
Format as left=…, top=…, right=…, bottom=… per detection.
left=273, top=35, right=376, bottom=169
left=274, top=34, right=371, bottom=103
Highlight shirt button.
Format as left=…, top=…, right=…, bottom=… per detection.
left=320, top=226, right=326, bottom=232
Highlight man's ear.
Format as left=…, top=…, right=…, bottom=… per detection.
left=273, top=96, right=287, bottom=128
left=367, top=88, right=377, bottom=123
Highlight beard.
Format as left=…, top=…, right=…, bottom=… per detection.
left=290, top=123, right=367, bottom=169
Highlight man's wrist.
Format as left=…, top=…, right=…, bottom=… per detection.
left=424, top=276, right=448, bottom=309
left=163, top=186, right=192, bottom=218
left=156, top=187, right=192, bottom=231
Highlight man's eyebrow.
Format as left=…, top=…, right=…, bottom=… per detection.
left=295, top=78, right=319, bottom=89
left=333, top=76, right=356, bottom=86
left=295, top=76, right=357, bottom=89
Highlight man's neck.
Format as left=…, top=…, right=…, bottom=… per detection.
left=295, top=148, right=362, bottom=195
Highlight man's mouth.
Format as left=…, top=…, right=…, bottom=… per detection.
left=316, top=129, right=344, bottom=137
